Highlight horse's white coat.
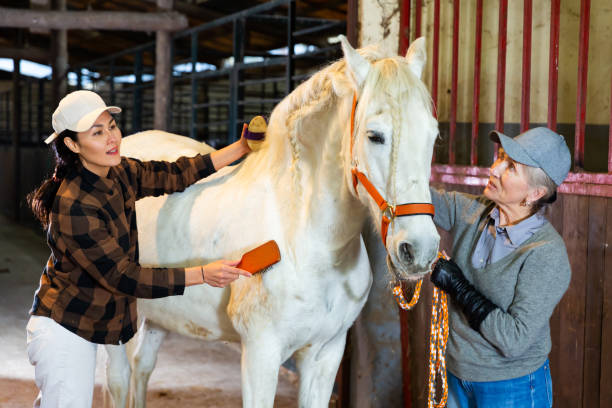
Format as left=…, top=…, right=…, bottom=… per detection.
left=105, top=37, right=439, bottom=408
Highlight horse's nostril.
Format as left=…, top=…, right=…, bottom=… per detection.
left=400, top=242, right=414, bottom=265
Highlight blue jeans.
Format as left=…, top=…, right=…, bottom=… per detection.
left=446, top=360, right=553, bottom=408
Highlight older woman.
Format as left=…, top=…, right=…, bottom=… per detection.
left=430, top=127, right=571, bottom=408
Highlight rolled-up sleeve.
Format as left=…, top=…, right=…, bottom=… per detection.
left=123, top=154, right=216, bottom=200
left=58, top=202, right=185, bottom=298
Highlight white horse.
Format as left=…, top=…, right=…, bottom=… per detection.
left=105, top=36, right=440, bottom=407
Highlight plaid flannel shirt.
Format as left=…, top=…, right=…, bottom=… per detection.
left=30, top=153, right=215, bottom=344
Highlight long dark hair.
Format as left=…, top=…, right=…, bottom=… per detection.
left=27, top=130, right=81, bottom=229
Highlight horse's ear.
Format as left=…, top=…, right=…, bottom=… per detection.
left=339, top=35, right=370, bottom=88
left=405, top=37, right=427, bottom=79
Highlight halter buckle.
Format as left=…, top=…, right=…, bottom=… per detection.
left=382, top=204, right=395, bottom=222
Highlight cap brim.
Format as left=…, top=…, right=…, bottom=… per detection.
left=488, top=130, right=539, bottom=167
left=44, top=132, right=58, bottom=144
left=74, top=106, right=122, bottom=132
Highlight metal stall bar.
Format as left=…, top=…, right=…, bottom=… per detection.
left=431, top=0, right=440, bottom=118
left=574, top=0, right=590, bottom=170
left=520, top=0, right=532, bottom=132
left=399, top=0, right=411, bottom=55
left=547, top=0, right=560, bottom=131
left=229, top=17, right=245, bottom=143
left=495, top=0, right=508, bottom=160
left=415, top=0, right=422, bottom=38
left=132, top=50, right=143, bottom=133
left=449, top=0, right=460, bottom=164
left=471, top=0, right=483, bottom=166
left=609, top=72, right=612, bottom=173
left=286, top=0, right=295, bottom=94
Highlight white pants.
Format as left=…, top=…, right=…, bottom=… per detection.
left=26, top=315, right=98, bottom=408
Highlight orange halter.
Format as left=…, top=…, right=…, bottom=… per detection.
left=348, top=93, right=435, bottom=246
left=349, top=93, right=447, bottom=408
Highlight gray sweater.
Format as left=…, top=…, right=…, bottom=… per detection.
left=431, top=188, right=571, bottom=381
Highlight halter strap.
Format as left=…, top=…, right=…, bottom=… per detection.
left=349, top=92, right=434, bottom=245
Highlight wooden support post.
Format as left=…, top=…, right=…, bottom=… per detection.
left=154, top=0, right=173, bottom=131
left=51, top=0, right=67, bottom=107
left=347, top=0, right=359, bottom=47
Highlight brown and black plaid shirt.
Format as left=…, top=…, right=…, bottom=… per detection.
left=30, top=153, right=216, bottom=344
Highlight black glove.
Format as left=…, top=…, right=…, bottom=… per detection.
left=431, top=258, right=498, bottom=332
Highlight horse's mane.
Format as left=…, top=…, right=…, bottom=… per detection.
left=246, top=44, right=434, bottom=195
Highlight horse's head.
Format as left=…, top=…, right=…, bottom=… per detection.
left=340, top=36, right=440, bottom=281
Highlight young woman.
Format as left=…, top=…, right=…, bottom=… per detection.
left=429, top=127, right=572, bottom=408
left=26, top=90, right=252, bottom=407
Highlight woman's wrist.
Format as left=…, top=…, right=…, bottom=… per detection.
left=200, top=265, right=206, bottom=284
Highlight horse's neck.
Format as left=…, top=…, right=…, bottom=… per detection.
left=276, top=99, right=367, bottom=244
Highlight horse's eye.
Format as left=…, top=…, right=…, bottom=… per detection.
left=367, top=131, right=385, bottom=144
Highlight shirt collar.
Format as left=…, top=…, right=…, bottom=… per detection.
left=489, top=207, right=546, bottom=246
left=72, top=164, right=116, bottom=194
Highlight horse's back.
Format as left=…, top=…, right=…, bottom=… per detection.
left=121, top=130, right=215, bottom=161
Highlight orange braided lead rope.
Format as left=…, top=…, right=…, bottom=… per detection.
left=392, top=252, right=449, bottom=408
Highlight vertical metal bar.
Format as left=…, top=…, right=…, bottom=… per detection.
left=399, top=0, right=411, bottom=55
left=609, top=72, right=612, bottom=173
left=11, top=57, right=21, bottom=220
left=495, top=0, right=508, bottom=160
left=431, top=0, right=440, bottom=117
left=449, top=0, right=460, bottom=165
left=286, top=0, right=296, bottom=94
left=471, top=0, right=483, bottom=166
left=230, top=18, right=245, bottom=143
left=574, top=0, right=590, bottom=170
left=415, top=0, right=422, bottom=38
left=547, top=0, right=560, bottom=131
left=132, top=50, right=143, bottom=133
left=190, top=32, right=198, bottom=139
left=28, top=79, right=33, bottom=142
left=77, top=69, right=82, bottom=90
left=520, top=0, right=533, bottom=132
left=109, top=59, right=116, bottom=106
left=38, top=79, right=44, bottom=142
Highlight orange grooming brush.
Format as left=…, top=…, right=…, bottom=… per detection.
left=237, top=240, right=281, bottom=274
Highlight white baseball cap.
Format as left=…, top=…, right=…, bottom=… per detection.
left=45, top=90, right=121, bottom=144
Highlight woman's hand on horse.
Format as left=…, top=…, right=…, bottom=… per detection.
left=202, top=260, right=252, bottom=288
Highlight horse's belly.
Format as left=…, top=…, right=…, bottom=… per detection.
left=138, top=284, right=240, bottom=342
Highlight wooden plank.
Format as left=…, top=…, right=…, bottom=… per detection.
left=582, top=196, right=606, bottom=407
left=600, top=198, right=612, bottom=407
left=547, top=194, right=564, bottom=392
left=557, top=194, right=588, bottom=407
left=0, top=7, right=188, bottom=31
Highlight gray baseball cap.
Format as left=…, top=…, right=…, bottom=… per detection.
left=489, top=127, right=571, bottom=186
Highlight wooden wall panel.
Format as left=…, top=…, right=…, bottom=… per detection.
left=582, top=196, right=606, bottom=408
left=557, top=194, right=588, bottom=407
left=600, top=199, right=612, bottom=408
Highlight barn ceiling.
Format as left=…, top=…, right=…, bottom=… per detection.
left=0, top=0, right=348, bottom=73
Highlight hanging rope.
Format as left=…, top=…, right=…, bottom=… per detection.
left=392, top=252, right=449, bottom=408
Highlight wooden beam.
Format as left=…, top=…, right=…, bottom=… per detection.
left=0, top=7, right=188, bottom=31
left=0, top=46, right=51, bottom=64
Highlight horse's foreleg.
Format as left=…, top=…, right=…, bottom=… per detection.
left=295, top=334, right=347, bottom=408
left=103, top=343, right=131, bottom=408
left=241, top=337, right=282, bottom=408
left=130, top=319, right=167, bottom=408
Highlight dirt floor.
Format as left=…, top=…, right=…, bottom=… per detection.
left=0, top=215, right=297, bottom=407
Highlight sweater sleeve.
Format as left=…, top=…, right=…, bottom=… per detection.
left=478, top=244, right=571, bottom=358
left=430, top=187, right=479, bottom=231
left=122, top=154, right=216, bottom=200
left=58, top=202, right=186, bottom=299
